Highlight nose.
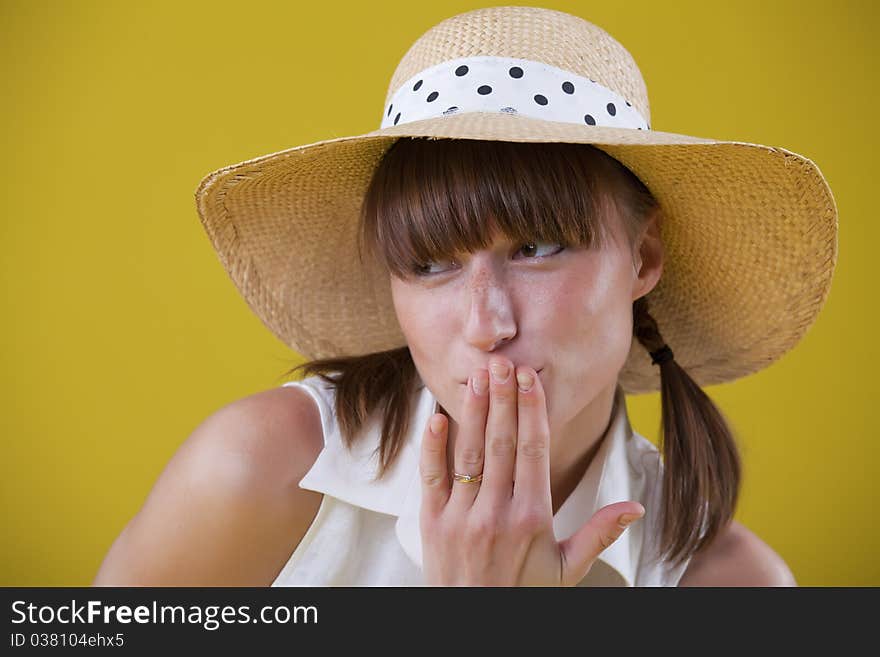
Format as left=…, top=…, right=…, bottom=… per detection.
left=462, top=262, right=517, bottom=352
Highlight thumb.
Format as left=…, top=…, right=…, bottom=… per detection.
left=558, top=501, right=645, bottom=586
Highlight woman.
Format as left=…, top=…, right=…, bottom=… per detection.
left=93, top=6, right=834, bottom=586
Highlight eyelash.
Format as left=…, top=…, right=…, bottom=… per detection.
left=411, top=241, right=566, bottom=277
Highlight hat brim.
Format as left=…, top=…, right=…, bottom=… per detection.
left=195, top=111, right=838, bottom=393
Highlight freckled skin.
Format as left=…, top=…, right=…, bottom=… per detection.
left=390, top=209, right=664, bottom=504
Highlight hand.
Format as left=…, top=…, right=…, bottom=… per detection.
left=419, top=356, right=645, bottom=586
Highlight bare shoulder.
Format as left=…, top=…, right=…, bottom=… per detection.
left=678, top=520, right=797, bottom=587
left=93, top=385, right=325, bottom=586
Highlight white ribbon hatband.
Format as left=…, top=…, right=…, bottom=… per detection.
left=380, top=56, right=650, bottom=131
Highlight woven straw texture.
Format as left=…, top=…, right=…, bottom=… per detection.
left=194, top=7, right=837, bottom=394
left=386, top=7, right=650, bottom=124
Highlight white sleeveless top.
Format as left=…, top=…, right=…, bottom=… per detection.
left=271, top=375, right=692, bottom=587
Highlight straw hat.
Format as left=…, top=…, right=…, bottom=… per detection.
left=194, top=6, right=837, bottom=394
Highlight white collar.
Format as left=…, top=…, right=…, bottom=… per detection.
left=298, top=380, right=643, bottom=586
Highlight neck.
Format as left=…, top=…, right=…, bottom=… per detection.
left=442, top=380, right=620, bottom=516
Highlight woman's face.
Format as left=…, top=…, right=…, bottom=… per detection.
left=390, top=208, right=663, bottom=433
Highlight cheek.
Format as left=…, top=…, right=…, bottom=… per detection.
left=394, top=289, right=442, bottom=347
left=391, top=283, right=454, bottom=381
left=576, top=278, right=632, bottom=354
left=539, top=267, right=633, bottom=405
left=540, top=266, right=629, bottom=348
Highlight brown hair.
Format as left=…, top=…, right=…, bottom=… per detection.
left=283, top=137, right=741, bottom=570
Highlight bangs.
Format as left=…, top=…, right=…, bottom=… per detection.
left=359, top=138, right=638, bottom=279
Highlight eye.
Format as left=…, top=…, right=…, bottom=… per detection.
left=412, top=257, right=458, bottom=277
left=515, top=241, right=565, bottom=259
left=411, top=241, right=565, bottom=278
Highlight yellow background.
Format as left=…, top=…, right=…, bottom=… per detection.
left=2, top=0, right=877, bottom=586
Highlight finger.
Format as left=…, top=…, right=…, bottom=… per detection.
left=449, top=368, right=490, bottom=508
left=511, top=366, right=551, bottom=516
left=419, top=412, right=451, bottom=518
left=477, top=357, right=518, bottom=509
left=559, top=501, right=646, bottom=586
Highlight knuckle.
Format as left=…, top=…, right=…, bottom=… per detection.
left=425, top=520, right=460, bottom=551
left=487, top=433, right=516, bottom=457
left=421, top=439, right=444, bottom=455
left=518, top=437, right=548, bottom=462
left=512, top=507, right=544, bottom=535
left=490, top=388, right=516, bottom=404
left=517, top=389, right=542, bottom=406
left=458, top=446, right=484, bottom=468
left=420, top=466, right=446, bottom=489
left=464, top=514, right=500, bottom=544
left=598, top=531, right=616, bottom=551
left=437, top=520, right=460, bottom=544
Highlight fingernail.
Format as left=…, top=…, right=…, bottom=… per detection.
left=516, top=370, right=534, bottom=392
left=618, top=512, right=644, bottom=528
left=471, top=370, right=489, bottom=395
left=430, top=414, right=445, bottom=435
left=489, top=361, right=510, bottom=383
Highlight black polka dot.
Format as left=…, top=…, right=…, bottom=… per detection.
left=455, top=65, right=469, bottom=76
left=443, top=106, right=459, bottom=115
left=413, top=80, right=423, bottom=91
left=394, top=113, right=401, bottom=125
left=534, top=94, right=548, bottom=106
left=477, top=85, right=492, bottom=95
left=500, top=106, right=517, bottom=113
left=625, top=100, right=632, bottom=107
left=562, top=81, right=575, bottom=94
left=427, top=91, right=439, bottom=102
left=509, top=66, right=523, bottom=78
left=589, top=78, right=596, bottom=83
left=637, top=127, right=642, bottom=130
left=387, top=104, right=393, bottom=117
left=607, top=103, right=616, bottom=116
left=584, top=114, right=596, bottom=125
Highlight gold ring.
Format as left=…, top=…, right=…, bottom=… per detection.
left=453, top=472, right=483, bottom=484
